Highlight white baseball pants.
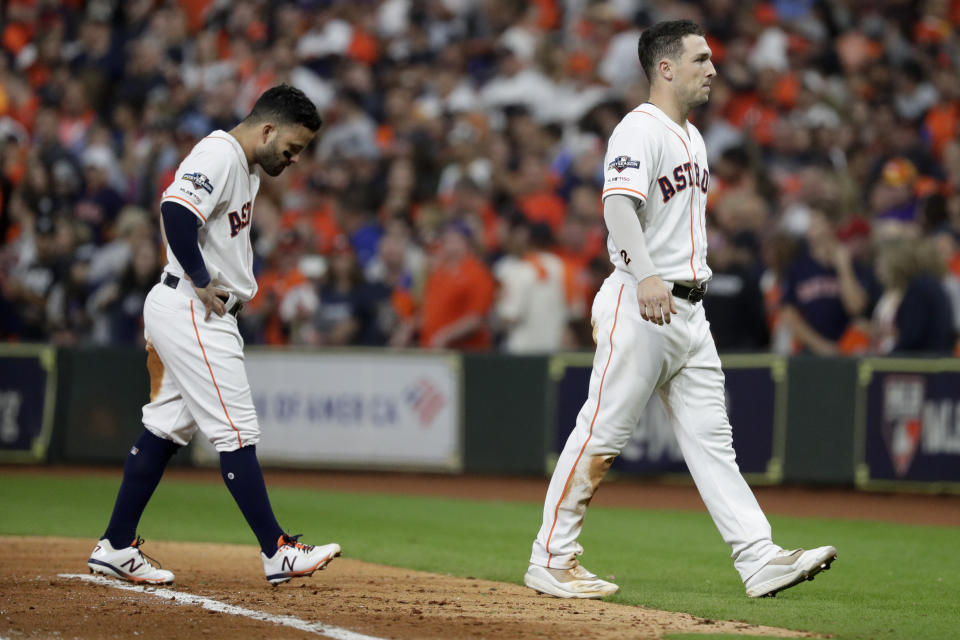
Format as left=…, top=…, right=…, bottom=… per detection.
left=530, top=272, right=780, bottom=582
left=141, top=280, right=260, bottom=452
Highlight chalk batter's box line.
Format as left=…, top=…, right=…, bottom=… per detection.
left=59, top=573, right=384, bottom=640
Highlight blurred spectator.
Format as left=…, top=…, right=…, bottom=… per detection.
left=278, top=254, right=326, bottom=346
left=437, top=119, right=492, bottom=196
left=555, top=185, right=605, bottom=317
left=316, top=91, right=379, bottom=163
left=379, top=156, right=419, bottom=222
left=0, top=0, right=957, bottom=356
left=416, top=222, right=495, bottom=350
left=86, top=205, right=154, bottom=288
left=759, top=230, right=803, bottom=354
left=4, top=214, right=68, bottom=340
left=366, top=215, right=424, bottom=280
left=480, top=47, right=554, bottom=119
left=75, top=144, right=124, bottom=243
left=310, top=235, right=365, bottom=347
left=182, top=29, right=237, bottom=93
left=365, top=217, right=425, bottom=346
left=930, top=226, right=960, bottom=339
left=779, top=209, right=874, bottom=355
left=46, top=243, right=95, bottom=345
left=562, top=253, right=615, bottom=351
left=702, top=228, right=770, bottom=351
left=513, top=153, right=566, bottom=234
left=89, top=237, right=161, bottom=345
left=873, top=236, right=956, bottom=354
left=494, top=218, right=566, bottom=353
left=242, top=229, right=308, bottom=345
left=441, top=178, right=501, bottom=255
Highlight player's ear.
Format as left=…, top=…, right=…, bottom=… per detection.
left=659, top=58, right=673, bottom=82
left=260, top=123, right=276, bottom=143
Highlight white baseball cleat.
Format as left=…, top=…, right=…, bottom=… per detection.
left=87, top=536, right=175, bottom=584
left=262, top=534, right=341, bottom=585
left=744, top=546, right=837, bottom=598
left=524, top=563, right=620, bottom=599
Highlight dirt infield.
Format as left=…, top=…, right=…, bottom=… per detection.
left=3, top=469, right=958, bottom=638
left=0, top=537, right=818, bottom=640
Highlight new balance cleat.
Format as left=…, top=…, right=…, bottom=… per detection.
left=745, top=546, right=837, bottom=598
left=87, top=537, right=174, bottom=584
left=262, top=534, right=340, bottom=585
left=524, top=563, right=620, bottom=599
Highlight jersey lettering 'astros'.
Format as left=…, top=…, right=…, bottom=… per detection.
left=601, top=102, right=712, bottom=285
left=161, top=130, right=261, bottom=301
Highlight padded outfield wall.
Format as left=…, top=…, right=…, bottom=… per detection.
left=1, top=345, right=958, bottom=492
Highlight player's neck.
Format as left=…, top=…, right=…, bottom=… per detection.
left=648, top=89, right=690, bottom=130
left=228, top=123, right=258, bottom=170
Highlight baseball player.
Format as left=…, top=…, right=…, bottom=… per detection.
left=87, top=84, right=340, bottom=585
left=523, top=21, right=837, bottom=599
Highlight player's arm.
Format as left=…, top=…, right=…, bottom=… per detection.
left=160, top=201, right=228, bottom=320
left=603, top=193, right=677, bottom=325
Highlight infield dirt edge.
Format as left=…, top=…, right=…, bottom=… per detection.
left=0, top=536, right=824, bottom=640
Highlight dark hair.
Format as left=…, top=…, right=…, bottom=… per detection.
left=244, top=84, right=322, bottom=131
left=637, top=20, right=705, bottom=82
left=529, top=222, right=554, bottom=249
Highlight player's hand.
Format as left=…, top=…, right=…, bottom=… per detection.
left=636, top=275, right=677, bottom=326
left=193, top=283, right=230, bottom=321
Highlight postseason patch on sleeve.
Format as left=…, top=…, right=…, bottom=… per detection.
left=181, top=171, right=214, bottom=194
left=608, top=155, right=641, bottom=173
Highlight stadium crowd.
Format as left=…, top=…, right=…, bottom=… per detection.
left=1, top=0, right=959, bottom=355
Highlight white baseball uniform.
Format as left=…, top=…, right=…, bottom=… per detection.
left=530, top=103, right=781, bottom=582
left=141, top=131, right=262, bottom=452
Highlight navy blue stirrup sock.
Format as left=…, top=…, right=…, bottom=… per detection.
left=103, top=429, right=181, bottom=549
left=219, top=445, right=284, bottom=556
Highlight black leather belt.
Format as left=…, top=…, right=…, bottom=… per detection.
left=163, top=273, right=242, bottom=316
left=672, top=281, right=707, bottom=304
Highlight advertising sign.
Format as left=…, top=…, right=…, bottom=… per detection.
left=194, top=350, right=462, bottom=471
left=858, top=360, right=960, bottom=489
left=0, top=346, right=57, bottom=462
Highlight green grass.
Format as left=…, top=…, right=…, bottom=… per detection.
left=664, top=636, right=788, bottom=640
left=1, top=472, right=958, bottom=639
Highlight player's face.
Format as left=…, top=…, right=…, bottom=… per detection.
left=256, top=123, right=316, bottom=177
left=673, top=35, right=716, bottom=108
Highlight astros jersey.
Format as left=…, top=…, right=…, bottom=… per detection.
left=161, top=131, right=261, bottom=301
left=602, top=103, right=711, bottom=285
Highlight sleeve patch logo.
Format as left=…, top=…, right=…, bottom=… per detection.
left=608, top=155, right=641, bottom=173
left=181, top=172, right=214, bottom=194
left=177, top=186, right=203, bottom=205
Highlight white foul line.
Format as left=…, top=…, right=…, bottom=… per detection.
left=59, top=574, right=385, bottom=640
